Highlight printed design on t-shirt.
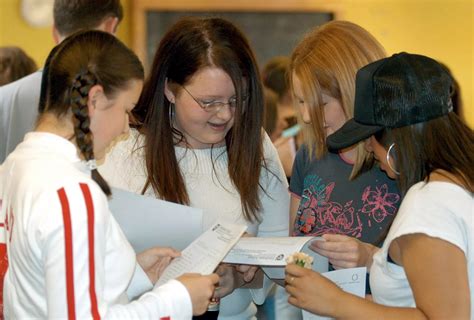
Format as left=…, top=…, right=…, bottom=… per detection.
left=296, top=182, right=363, bottom=237
left=361, top=185, right=400, bottom=223
left=293, top=176, right=400, bottom=238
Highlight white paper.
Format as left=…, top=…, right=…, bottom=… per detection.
left=156, top=221, right=247, bottom=287
left=222, top=237, right=329, bottom=280
left=109, top=187, right=203, bottom=252
left=302, top=267, right=367, bottom=320
left=223, top=237, right=312, bottom=266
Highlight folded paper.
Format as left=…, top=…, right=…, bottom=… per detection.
left=109, top=188, right=203, bottom=252
left=223, top=237, right=329, bottom=279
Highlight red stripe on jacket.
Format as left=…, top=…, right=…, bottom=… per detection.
left=57, top=188, right=76, bottom=320
left=79, top=183, right=100, bottom=320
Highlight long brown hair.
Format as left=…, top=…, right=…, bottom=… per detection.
left=290, top=21, right=386, bottom=179
left=41, top=30, right=144, bottom=195
left=133, top=17, right=265, bottom=222
left=375, top=113, right=474, bottom=195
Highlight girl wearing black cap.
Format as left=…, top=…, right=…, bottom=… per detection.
left=285, top=52, right=474, bottom=319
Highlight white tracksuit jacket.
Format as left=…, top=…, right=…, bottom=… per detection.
left=0, top=132, right=192, bottom=319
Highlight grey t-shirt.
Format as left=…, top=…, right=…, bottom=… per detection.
left=290, top=145, right=401, bottom=246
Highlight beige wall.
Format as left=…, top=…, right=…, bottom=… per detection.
left=0, top=0, right=472, bottom=126
left=338, top=0, right=473, bottom=126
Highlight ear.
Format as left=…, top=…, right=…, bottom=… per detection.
left=164, top=78, right=176, bottom=103
left=101, top=16, right=120, bottom=35
left=86, top=85, right=105, bottom=118
left=52, top=25, right=61, bottom=44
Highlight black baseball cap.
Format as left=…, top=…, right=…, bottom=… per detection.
left=327, top=52, right=454, bottom=150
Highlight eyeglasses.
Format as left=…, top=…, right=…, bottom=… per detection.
left=180, top=85, right=247, bottom=113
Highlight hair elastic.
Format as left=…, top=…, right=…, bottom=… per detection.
left=86, top=159, right=97, bottom=171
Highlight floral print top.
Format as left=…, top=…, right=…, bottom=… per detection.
left=290, top=145, right=401, bottom=246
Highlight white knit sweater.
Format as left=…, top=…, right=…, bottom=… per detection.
left=100, top=129, right=290, bottom=319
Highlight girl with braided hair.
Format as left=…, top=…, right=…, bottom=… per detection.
left=0, top=30, right=218, bottom=319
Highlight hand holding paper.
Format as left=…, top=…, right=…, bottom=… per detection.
left=156, top=222, right=247, bottom=287
left=214, top=264, right=237, bottom=298
left=223, top=237, right=329, bottom=281
left=178, top=273, right=220, bottom=316
left=136, top=247, right=181, bottom=284
left=285, top=266, right=367, bottom=320
left=309, top=234, right=377, bottom=269
left=235, top=264, right=259, bottom=283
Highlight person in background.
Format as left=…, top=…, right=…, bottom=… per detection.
left=99, top=17, right=289, bottom=320
left=262, top=56, right=297, bottom=129
left=0, top=0, right=123, bottom=163
left=263, top=88, right=295, bottom=178
left=286, top=52, right=474, bottom=319
left=276, top=21, right=402, bottom=319
left=263, top=88, right=286, bottom=142
left=0, top=30, right=219, bottom=319
left=262, top=56, right=299, bottom=179
left=0, top=46, right=37, bottom=86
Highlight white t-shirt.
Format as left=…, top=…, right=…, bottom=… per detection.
left=99, top=129, right=290, bottom=319
left=0, top=132, right=193, bottom=319
left=370, top=181, right=474, bottom=310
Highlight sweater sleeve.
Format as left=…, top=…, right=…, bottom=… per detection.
left=35, top=181, right=192, bottom=319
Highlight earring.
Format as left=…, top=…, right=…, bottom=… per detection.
left=169, top=103, right=174, bottom=125
left=386, top=143, right=400, bottom=175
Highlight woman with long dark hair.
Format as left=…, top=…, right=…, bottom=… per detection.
left=100, top=17, right=289, bottom=319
